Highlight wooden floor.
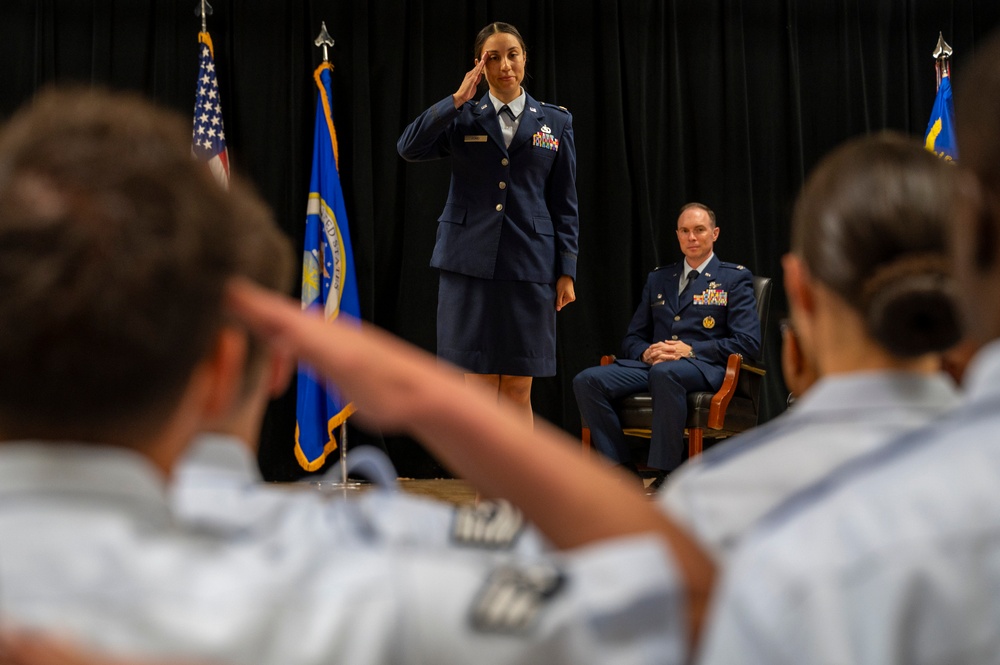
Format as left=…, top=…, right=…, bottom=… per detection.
left=398, top=478, right=478, bottom=504
left=295, top=477, right=479, bottom=505
left=300, top=477, right=659, bottom=505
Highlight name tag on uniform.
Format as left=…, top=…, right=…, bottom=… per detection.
left=465, top=135, right=488, bottom=142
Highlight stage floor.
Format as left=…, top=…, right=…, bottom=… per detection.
left=284, top=476, right=659, bottom=505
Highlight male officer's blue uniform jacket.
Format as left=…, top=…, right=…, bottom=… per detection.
left=397, top=92, right=578, bottom=283
left=617, top=255, right=761, bottom=387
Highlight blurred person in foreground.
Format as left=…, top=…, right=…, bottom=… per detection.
left=0, top=86, right=711, bottom=665
left=696, top=37, right=1000, bottom=664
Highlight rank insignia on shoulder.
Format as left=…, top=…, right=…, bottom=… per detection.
left=470, top=562, right=565, bottom=634
left=736, top=265, right=746, bottom=270
left=451, top=499, right=524, bottom=549
left=703, top=316, right=716, bottom=329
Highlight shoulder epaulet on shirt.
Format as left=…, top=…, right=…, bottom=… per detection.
left=717, top=260, right=748, bottom=271
left=540, top=101, right=570, bottom=113
left=652, top=262, right=679, bottom=272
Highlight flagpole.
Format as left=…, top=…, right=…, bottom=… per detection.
left=195, top=0, right=213, bottom=32
left=933, top=32, right=953, bottom=91
left=315, top=21, right=334, bottom=63
left=314, top=20, right=354, bottom=493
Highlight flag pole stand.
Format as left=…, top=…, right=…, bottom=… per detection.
left=312, top=424, right=364, bottom=495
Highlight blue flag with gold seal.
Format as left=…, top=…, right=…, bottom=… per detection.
left=295, top=62, right=361, bottom=471
left=924, top=75, right=958, bottom=162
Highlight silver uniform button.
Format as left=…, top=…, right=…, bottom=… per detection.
left=671, top=335, right=678, bottom=340
left=496, top=204, right=503, bottom=212
left=499, top=182, right=507, bottom=190
left=501, top=158, right=509, bottom=166
left=674, top=315, right=681, bottom=321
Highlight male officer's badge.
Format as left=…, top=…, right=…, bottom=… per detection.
left=452, top=499, right=524, bottom=549
left=703, top=316, right=716, bottom=329
left=470, top=562, right=565, bottom=634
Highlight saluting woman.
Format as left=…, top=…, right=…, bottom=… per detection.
left=397, top=22, right=579, bottom=425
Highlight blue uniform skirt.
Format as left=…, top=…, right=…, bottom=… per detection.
left=437, top=270, right=556, bottom=377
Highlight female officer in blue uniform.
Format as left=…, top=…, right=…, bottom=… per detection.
left=397, top=22, right=579, bottom=425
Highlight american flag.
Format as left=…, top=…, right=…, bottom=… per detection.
left=192, top=31, right=230, bottom=188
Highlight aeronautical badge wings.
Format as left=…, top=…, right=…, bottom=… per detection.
left=452, top=500, right=525, bottom=549
left=470, top=562, right=565, bottom=634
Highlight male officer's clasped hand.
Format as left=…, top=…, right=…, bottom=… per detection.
left=641, top=340, right=694, bottom=365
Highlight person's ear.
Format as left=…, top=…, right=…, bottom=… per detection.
left=955, top=171, right=998, bottom=273
left=780, top=318, right=817, bottom=398
left=782, top=253, right=816, bottom=316
left=266, top=346, right=295, bottom=398
left=199, top=325, right=248, bottom=421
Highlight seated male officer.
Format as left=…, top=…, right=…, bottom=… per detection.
left=574, top=203, right=761, bottom=485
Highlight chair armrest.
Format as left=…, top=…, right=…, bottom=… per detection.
left=707, top=353, right=743, bottom=429
left=741, top=358, right=766, bottom=377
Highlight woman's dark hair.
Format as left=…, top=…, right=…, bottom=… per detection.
left=791, top=132, right=962, bottom=358
left=473, top=22, right=527, bottom=61
left=955, top=33, right=1000, bottom=273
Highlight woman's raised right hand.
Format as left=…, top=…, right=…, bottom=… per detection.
left=453, top=52, right=488, bottom=108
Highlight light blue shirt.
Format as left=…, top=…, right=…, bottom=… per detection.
left=678, top=253, right=714, bottom=295
left=489, top=89, right=525, bottom=148
left=659, top=371, right=959, bottom=560
left=0, top=441, right=687, bottom=664
left=697, top=341, right=1000, bottom=664
left=171, top=434, right=551, bottom=553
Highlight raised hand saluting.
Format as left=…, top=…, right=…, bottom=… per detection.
left=453, top=51, right=487, bottom=108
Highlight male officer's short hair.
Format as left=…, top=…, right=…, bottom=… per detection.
left=679, top=202, right=716, bottom=227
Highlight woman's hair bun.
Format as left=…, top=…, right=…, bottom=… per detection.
left=863, top=254, right=962, bottom=357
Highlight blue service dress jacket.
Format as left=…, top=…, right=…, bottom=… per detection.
left=617, top=256, right=761, bottom=386
left=397, top=92, right=579, bottom=284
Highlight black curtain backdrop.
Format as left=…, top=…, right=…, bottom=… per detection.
left=2, top=1, right=998, bottom=480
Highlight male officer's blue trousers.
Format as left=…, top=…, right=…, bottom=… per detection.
left=573, top=360, right=716, bottom=471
